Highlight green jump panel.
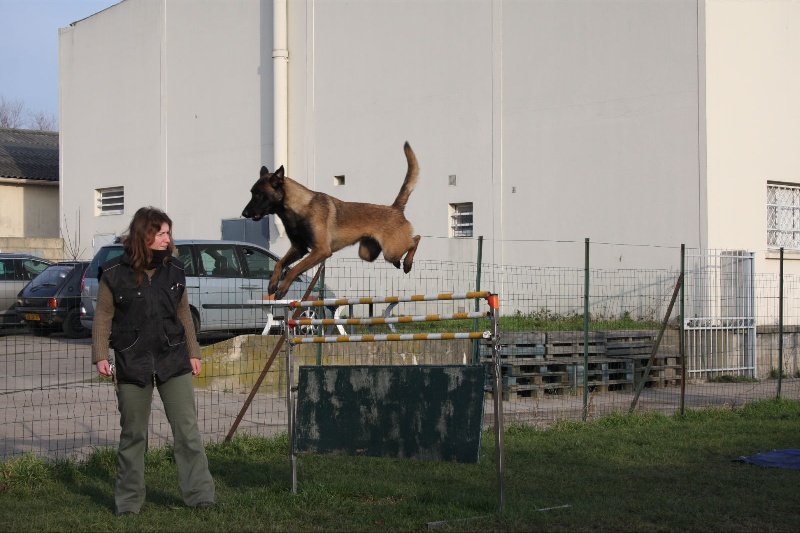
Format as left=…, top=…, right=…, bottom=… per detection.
left=296, top=365, right=486, bottom=463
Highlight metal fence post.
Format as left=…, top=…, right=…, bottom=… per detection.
left=488, top=293, right=505, bottom=511
left=472, top=236, right=484, bottom=364
left=583, top=238, right=590, bottom=421
left=778, top=247, right=784, bottom=399
left=680, top=244, right=686, bottom=416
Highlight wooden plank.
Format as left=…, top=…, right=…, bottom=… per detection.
left=604, top=330, right=658, bottom=340
left=545, top=331, right=606, bottom=358
left=605, top=330, right=656, bottom=357
left=546, top=344, right=606, bottom=356
left=481, top=332, right=546, bottom=358
left=481, top=344, right=546, bottom=357
left=496, top=332, right=547, bottom=344
left=546, top=331, right=606, bottom=343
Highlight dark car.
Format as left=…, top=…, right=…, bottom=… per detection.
left=16, top=261, right=91, bottom=338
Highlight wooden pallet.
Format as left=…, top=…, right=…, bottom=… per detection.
left=570, top=358, right=634, bottom=392
left=605, top=330, right=657, bottom=358
left=545, top=331, right=606, bottom=357
left=480, top=332, right=546, bottom=358
left=625, top=354, right=681, bottom=388
left=486, top=357, right=634, bottom=399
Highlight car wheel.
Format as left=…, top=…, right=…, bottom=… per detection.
left=191, top=308, right=201, bottom=337
left=63, top=308, right=90, bottom=339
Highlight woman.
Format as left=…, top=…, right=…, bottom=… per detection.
left=93, top=207, right=215, bottom=516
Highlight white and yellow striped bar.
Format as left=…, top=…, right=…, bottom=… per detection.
left=290, top=331, right=488, bottom=344
left=289, top=311, right=488, bottom=327
left=287, top=291, right=490, bottom=309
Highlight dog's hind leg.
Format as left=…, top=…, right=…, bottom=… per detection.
left=402, top=235, right=421, bottom=274
left=358, top=238, right=382, bottom=262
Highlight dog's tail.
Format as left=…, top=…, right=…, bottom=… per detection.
left=391, top=141, right=419, bottom=212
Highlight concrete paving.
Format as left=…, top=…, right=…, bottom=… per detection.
left=1, top=330, right=797, bottom=461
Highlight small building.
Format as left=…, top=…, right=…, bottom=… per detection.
left=0, top=129, right=63, bottom=258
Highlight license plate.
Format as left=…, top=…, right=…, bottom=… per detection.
left=24, top=313, right=41, bottom=321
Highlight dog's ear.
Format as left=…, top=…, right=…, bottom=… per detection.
left=270, top=165, right=285, bottom=187
left=260, top=166, right=269, bottom=177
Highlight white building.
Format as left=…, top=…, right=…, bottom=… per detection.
left=58, top=0, right=800, bottom=281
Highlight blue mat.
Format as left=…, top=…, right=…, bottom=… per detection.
left=736, top=449, right=800, bottom=470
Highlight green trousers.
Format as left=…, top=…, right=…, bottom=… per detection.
left=114, top=372, right=215, bottom=514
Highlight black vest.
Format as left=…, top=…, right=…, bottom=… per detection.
left=99, top=254, right=192, bottom=386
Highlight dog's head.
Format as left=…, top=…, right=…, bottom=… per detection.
left=241, top=165, right=286, bottom=221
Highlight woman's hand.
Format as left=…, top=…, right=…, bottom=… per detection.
left=96, top=360, right=112, bottom=377
left=191, top=358, right=202, bottom=377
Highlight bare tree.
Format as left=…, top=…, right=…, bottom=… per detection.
left=0, top=95, right=59, bottom=131
left=0, top=96, right=26, bottom=128
left=62, top=211, right=86, bottom=260
left=29, top=110, right=58, bottom=132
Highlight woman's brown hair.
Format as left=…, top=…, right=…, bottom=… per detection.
left=121, top=207, right=175, bottom=284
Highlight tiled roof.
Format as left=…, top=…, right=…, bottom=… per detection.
left=0, top=128, right=59, bottom=182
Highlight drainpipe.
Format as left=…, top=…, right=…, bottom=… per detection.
left=273, top=0, right=288, bottom=237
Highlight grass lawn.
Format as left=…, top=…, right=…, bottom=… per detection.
left=1, top=399, right=799, bottom=532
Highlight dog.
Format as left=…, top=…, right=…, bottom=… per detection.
left=241, top=142, right=421, bottom=300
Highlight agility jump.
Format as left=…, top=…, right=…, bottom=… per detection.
left=284, top=290, right=506, bottom=510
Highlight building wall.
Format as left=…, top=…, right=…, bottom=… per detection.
left=59, top=0, right=267, bottom=253
left=59, top=0, right=165, bottom=252
left=288, top=0, right=703, bottom=270
left=0, top=182, right=59, bottom=238
left=60, top=0, right=703, bottom=273
left=705, top=0, right=800, bottom=277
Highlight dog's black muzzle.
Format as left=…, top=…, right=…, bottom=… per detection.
left=241, top=203, right=261, bottom=221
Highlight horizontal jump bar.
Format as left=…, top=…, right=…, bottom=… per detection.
left=290, top=331, right=490, bottom=344
left=288, top=311, right=489, bottom=327
left=287, top=291, right=491, bottom=308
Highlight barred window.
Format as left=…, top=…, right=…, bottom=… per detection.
left=95, top=187, right=124, bottom=215
left=449, top=202, right=473, bottom=238
left=767, top=182, right=800, bottom=249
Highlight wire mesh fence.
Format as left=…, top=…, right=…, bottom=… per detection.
left=1, top=240, right=799, bottom=461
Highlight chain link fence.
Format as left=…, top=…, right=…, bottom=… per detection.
left=1, top=239, right=799, bottom=461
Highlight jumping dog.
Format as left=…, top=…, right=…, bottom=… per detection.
left=241, top=142, right=421, bottom=300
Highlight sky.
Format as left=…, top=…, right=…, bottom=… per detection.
left=0, top=0, right=120, bottom=126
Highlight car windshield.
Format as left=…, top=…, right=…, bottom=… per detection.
left=27, top=265, right=75, bottom=290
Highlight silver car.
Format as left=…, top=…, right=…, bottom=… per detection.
left=0, top=253, right=54, bottom=328
left=80, top=240, right=335, bottom=336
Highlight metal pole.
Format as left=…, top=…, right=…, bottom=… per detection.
left=488, top=293, right=505, bottom=511
left=778, top=247, right=784, bottom=399
left=287, top=325, right=298, bottom=493
left=630, top=272, right=683, bottom=413
left=583, top=238, right=589, bottom=421
left=317, top=264, right=325, bottom=365
left=472, top=236, right=484, bottom=364
left=680, top=244, right=686, bottom=416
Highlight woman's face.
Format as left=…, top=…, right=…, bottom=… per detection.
left=149, top=222, right=172, bottom=251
